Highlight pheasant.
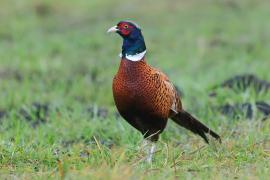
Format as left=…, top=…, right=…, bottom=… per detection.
left=107, top=21, right=221, bottom=162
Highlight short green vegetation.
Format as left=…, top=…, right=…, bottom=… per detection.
left=0, top=0, right=269, bottom=179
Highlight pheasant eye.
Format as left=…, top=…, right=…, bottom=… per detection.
left=124, top=25, right=129, bottom=29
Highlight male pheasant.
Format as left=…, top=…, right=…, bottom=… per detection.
left=107, top=21, right=221, bottom=162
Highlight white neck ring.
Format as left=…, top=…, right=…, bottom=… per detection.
left=119, top=50, right=146, bottom=61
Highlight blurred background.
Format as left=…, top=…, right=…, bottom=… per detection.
left=0, top=0, right=270, bottom=177
left=0, top=0, right=269, bottom=109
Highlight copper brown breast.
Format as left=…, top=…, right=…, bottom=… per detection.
left=112, top=58, right=182, bottom=140
left=113, top=58, right=176, bottom=117
left=108, top=20, right=221, bottom=145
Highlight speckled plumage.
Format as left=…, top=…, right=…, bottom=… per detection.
left=113, top=58, right=181, bottom=141
left=109, top=21, right=221, bottom=146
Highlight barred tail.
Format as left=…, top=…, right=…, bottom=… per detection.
left=171, top=110, right=221, bottom=143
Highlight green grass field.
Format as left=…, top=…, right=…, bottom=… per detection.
left=0, top=0, right=270, bottom=179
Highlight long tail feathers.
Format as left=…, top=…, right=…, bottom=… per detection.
left=171, top=110, right=221, bottom=144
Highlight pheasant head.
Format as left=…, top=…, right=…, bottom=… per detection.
left=107, top=21, right=146, bottom=61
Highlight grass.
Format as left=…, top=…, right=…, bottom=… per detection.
left=0, top=0, right=269, bottom=179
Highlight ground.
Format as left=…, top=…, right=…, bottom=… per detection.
left=0, top=0, right=270, bottom=179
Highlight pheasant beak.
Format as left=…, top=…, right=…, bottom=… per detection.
left=107, top=26, right=118, bottom=33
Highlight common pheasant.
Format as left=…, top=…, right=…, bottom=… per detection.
left=107, top=21, right=221, bottom=162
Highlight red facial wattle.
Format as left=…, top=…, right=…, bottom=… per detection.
left=117, top=23, right=134, bottom=36
left=119, top=28, right=130, bottom=36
